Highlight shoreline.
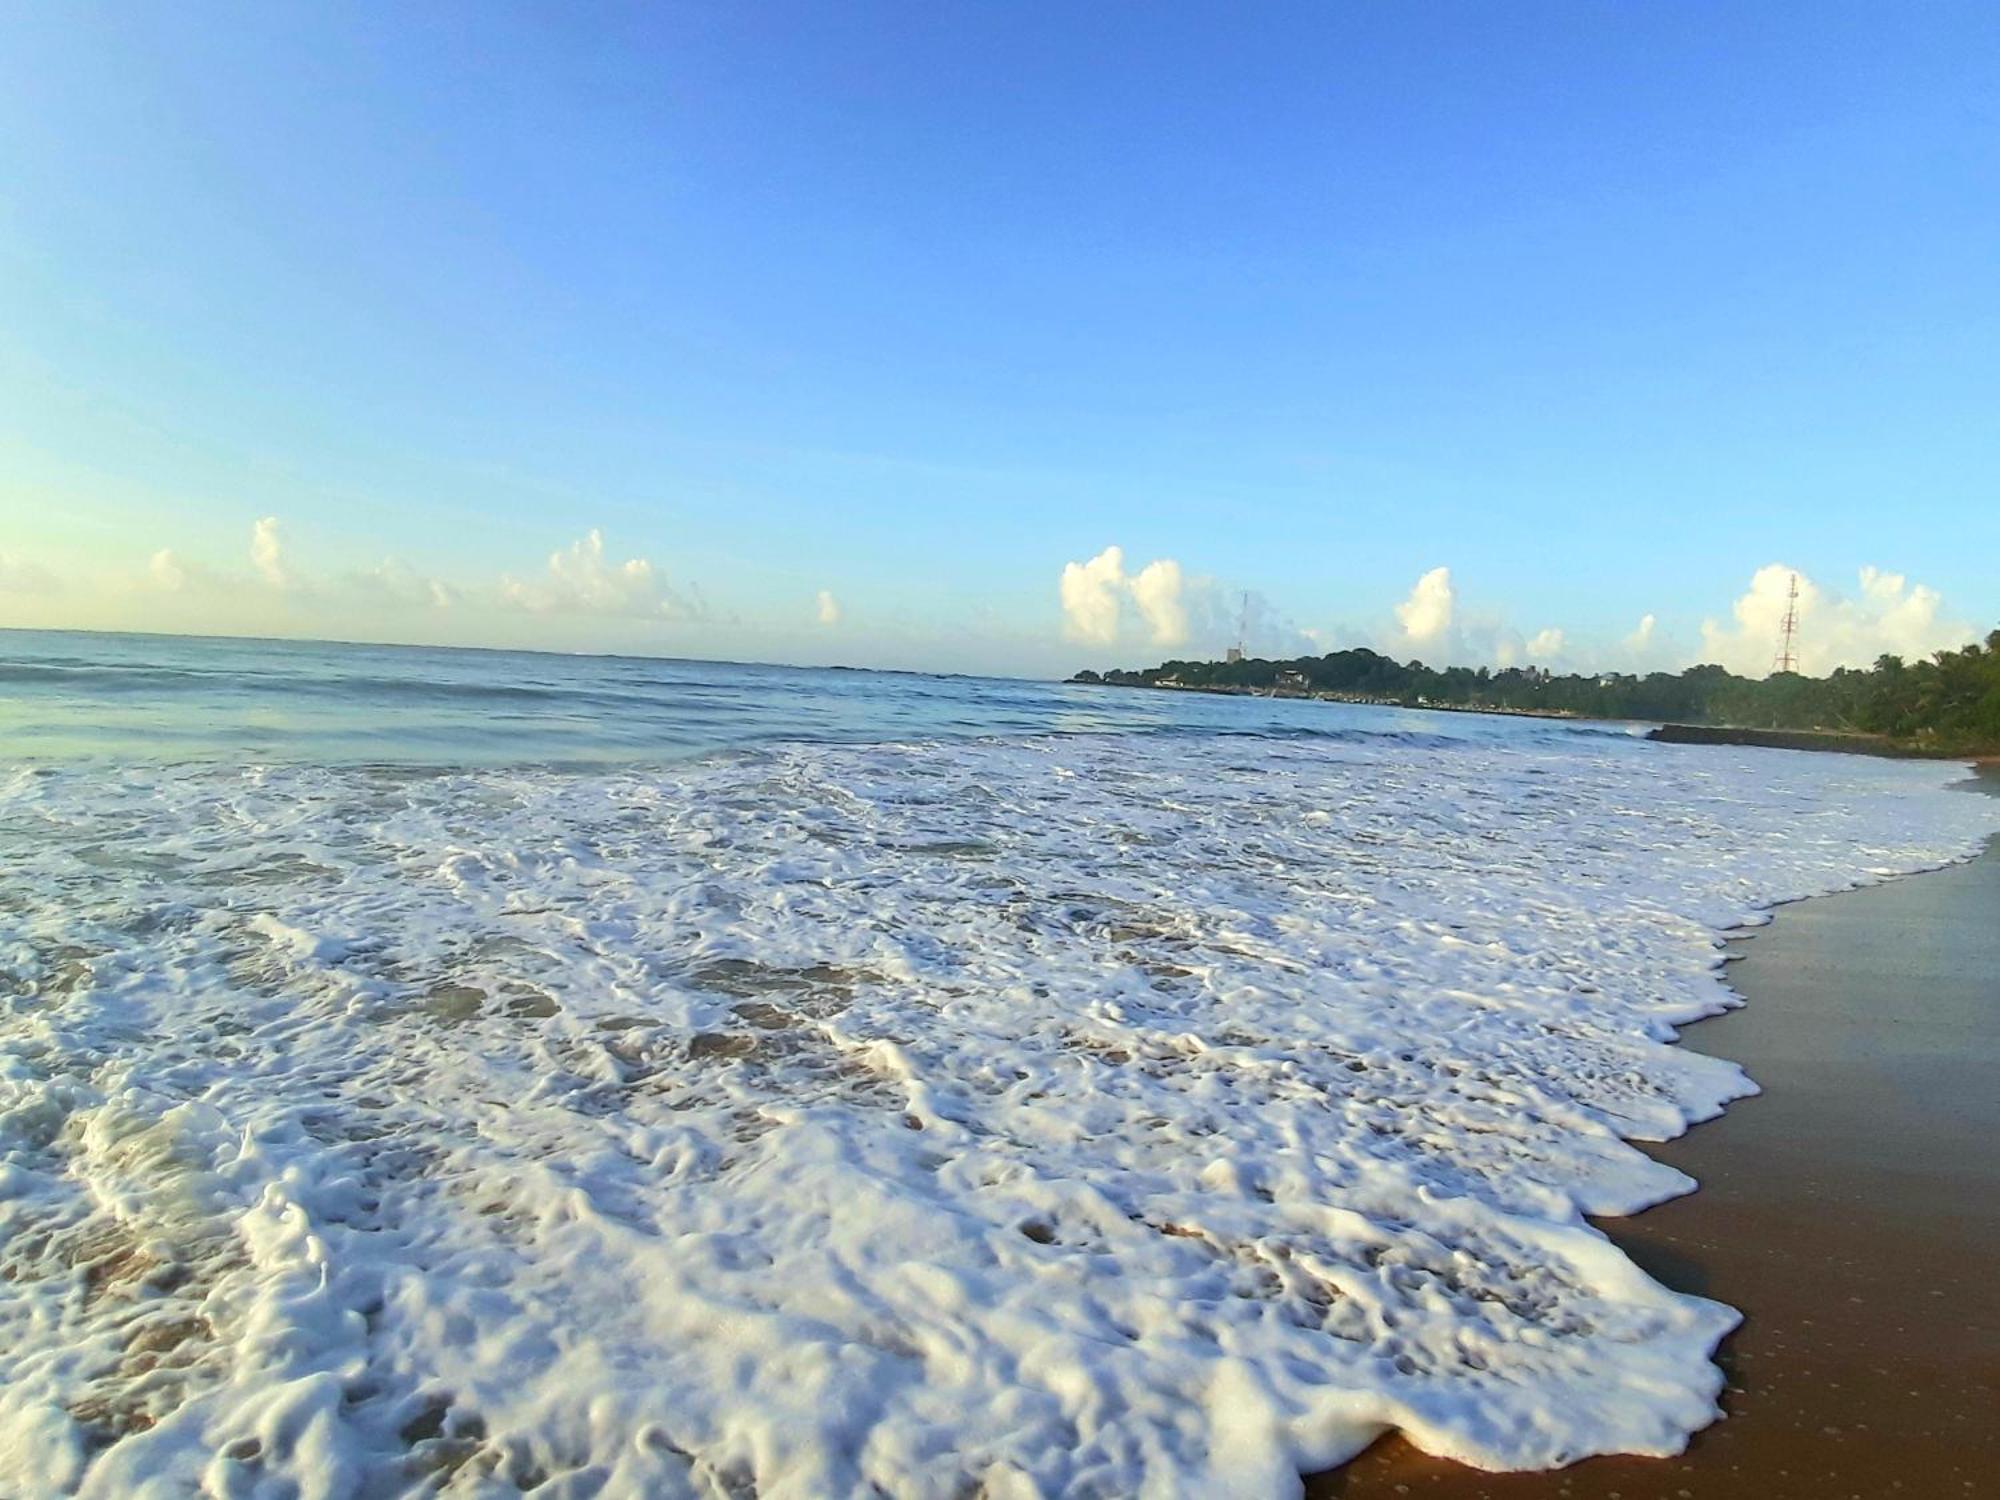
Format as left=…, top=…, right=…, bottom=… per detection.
left=1645, top=720, right=1993, bottom=762
left=1310, top=763, right=2000, bottom=1497
left=1071, top=679, right=1995, bottom=761
left=1071, top=677, right=1593, bottom=722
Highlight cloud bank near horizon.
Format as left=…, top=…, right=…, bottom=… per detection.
left=1, top=520, right=1985, bottom=681
left=501, top=529, right=700, bottom=620
left=13, top=521, right=705, bottom=642
left=1059, top=545, right=1314, bottom=660
left=1057, top=550, right=1590, bottom=673
left=1060, top=546, right=1195, bottom=648
left=1057, top=547, right=1980, bottom=679
left=1697, top=564, right=1969, bottom=677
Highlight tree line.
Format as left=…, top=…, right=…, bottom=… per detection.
left=1071, top=628, right=2000, bottom=754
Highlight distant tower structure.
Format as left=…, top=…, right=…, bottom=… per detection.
left=1773, top=572, right=1801, bottom=674
left=1225, top=591, right=1249, bottom=664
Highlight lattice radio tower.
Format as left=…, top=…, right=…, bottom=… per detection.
left=1773, top=572, right=1801, bottom=674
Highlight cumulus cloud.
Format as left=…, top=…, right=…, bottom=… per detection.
left=250, top=516, right=291, bottom=589
left=133, top=520, right=714, bottom=631
left=1059, top=546, right=1130, bottom=645
left=149, top=549, right=202, bottom=592
left=350, top=557, right=456, bottom=610
left=1604, top=611, right=1683, bottom=672
left=502, top=529, right=695, bottom=620
left=1393, top=566, right=1453, bottom=646
left=149, top=519, right=297, bottom=597
left=816, top=589, right=842, bottom=627
left=1378, top=570, right=1584, bottom=671
left=1128, top=559, right=1187, bottom=647
left=1698, top=563, right=1971, bottom=676
left=1059, top=546, right=1313, bottom=657
left=1065, top=554, right=1974, bottom=679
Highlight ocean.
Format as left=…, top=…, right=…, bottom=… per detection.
left=2, top=630, right=1995, bottom=1498
left=0, top=629, right=1655, bottom=767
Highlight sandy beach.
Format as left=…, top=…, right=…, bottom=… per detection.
left=1315, top=764, right=2000, bottom=1498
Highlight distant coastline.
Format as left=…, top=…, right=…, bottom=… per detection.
left=1079, top=677, right=1981, bottom=761
left=1073, top=671, right=1598, bottom=721
left=1071, top=635, right=2000, bottom=758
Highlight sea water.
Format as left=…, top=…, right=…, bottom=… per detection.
left=1, top=631, right=1994, bottom=1498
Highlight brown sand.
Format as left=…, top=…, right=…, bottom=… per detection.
left=1311, top=767, right=2000, bottom=1500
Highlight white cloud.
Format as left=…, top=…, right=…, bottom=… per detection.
left=351, top=557, right=455, bottom=610
left=1608, top=611, right=1680, bottom=672
left=1128, top=558, right=1188, bottom=647
left=1378, top=570, right=1529, bottom=668
left=1059, top=546, right=1314, bottom=657
left=250, top=516, right=291, bottom=589
left=1393, top=566, right=1453, bottom=645
left=145, top=527, right=457, bottom=617
left=501, top=529, right=694, bottom=620
left=1698, top=563, right=1971, bottom=676
left=149, top=549, right=197, bottom=592
left=1375, top=575, right=1594, bottom=672
left=815, top=589, right=842, bottom=627
left=1059, top=545, right=1129, bottom=645
left=1524, top=626, right=1566, bottom=660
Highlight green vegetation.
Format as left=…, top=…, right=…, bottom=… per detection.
left=1072, top=628, right=2000, bottom=755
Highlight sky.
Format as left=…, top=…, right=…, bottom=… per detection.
left=1, top=2, right=1995, bottom=679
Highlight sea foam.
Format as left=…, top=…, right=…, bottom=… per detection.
left=0, top=736, right=1993, bottom=1498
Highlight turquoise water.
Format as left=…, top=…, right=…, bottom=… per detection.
left=0, top=629, right=1632, bottom=766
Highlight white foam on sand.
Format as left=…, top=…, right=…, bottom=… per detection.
left=1, top=736, right=1993, bottom=1498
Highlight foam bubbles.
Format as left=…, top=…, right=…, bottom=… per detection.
left=0, top=739, right=1993, bottom=1497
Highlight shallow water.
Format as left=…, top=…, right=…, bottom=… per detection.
left=1323, top=780, right=2000, bottom=1500
left=1, top=632, right=1996, bottom=1498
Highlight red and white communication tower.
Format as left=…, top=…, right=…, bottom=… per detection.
left=1773, top=572, right=1801, bottom=674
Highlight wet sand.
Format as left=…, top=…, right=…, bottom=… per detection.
left=1313, top=766, right=2000, bottom=1500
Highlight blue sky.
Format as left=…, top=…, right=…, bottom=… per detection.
left=1, top=2, right=1994, bottom=676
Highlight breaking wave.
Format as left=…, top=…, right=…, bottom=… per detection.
left=2, top=724, right=1994, bottom=1497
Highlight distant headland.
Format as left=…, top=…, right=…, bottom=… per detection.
left=1070, top=632, right=2000, bottom=759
